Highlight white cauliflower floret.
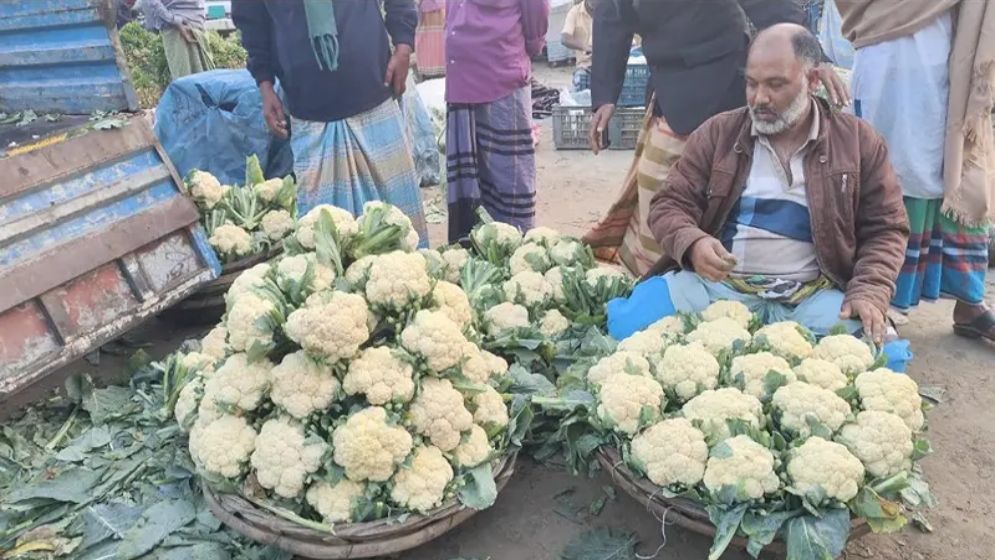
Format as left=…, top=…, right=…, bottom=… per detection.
left=439, top=247, right=470, bottom=284
left=472, top=222, right=523, bottom=253
left=453, top=425, right=493, bottom=468
left=812, top=334, right=875, bottom=376
left=549, top=239, right=586, bottom=267
left=631, top=418, right=708, bottom=487
left=656, top=342, right=720, bottom=402
left=472, top=386, right=509, bottom=429
left=174, top=377, right=203, bottom=431
left=200, top=326, right=229, bottom=360
left=276, top=253, right=335, bottom=294
left=365, top=251, right=432, bottom=310
left=503, top=270, right=551, bottom=308
left=343, top=346, right=416, bottom=405
left=687, top=318, right=752, bottom=356
left=646, top=315, right=687, bottom=337
left=261, top=209, right=295, bottom=241
left=585, top=266, right=628, bottom=288
left=332, top=407, right=413, bottom=482
left=344, top=255, right=376, bottom=291
left=250, top=417, right=327, bottom=499
left=285, top=292, right=370, bottom=362
left=483, top=303, right=530, bottom=335
left=855, top=369, right=924, bottom=431
left=509, top=243, right=551, bottom=275
left=617, top=329, right=671, bottom=357
left=794, top=358, right=848, bottom=392
left=682, top=388, right=764, bottom=441
left=701, top=300, right=753, bottom=329
left=587, top=351, right=651, bottom=387
left=253, top=177, right=284, bottom=202
left=390, top=445, right=454, bottom=513
left=210, top=224, right=253, bottom=257
left=306, top=479, right=364, bottom=524
left=225, top=293, right=275, bottom=353
left=461, top=344, right=498, bottom=384
left=523, top=226, right=562, bottom=247
left=837, top=410, right=913, bottom=478
left=227, top=263, right=270, bottom=301
left=203, top=353, right=272, bottom=412
left=538, top=309, right=570, bottom=338
left=189, top=415, right=257, bottom=478
left=482, top=351, right=509, bottom=379
left=180, top=352, right=216, bottom=375
left=544, top=266, right=567, bottom=302
left=730, top=352, right=796, bottom=398
left=431, top=281, right=473, bottom=331
left=409, top=378, right=474, bottom=451
left=597, top=373, right=665, bottom=435
left=772, top=382, right=852, bottom=438
left=788, top=437, right=864, bottom=503
left=270, top=351, right=339, bottom=418
left=703, top=435, right=780, bottom=501
left=755, top=321, right=814, bottom=361
left=188, top=170, right=225, bottom=208
left=296, top=205, right=359, bottom=248
left=400, top=310, right=468, bottom=372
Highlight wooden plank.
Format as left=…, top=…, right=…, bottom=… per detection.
left=0, top=45, right=115, bottom=67
left=37, top=292, right=71, bottom=344
left=119, top=255, right=154, bottom=303
left=0, top=195, right=198, bottom=312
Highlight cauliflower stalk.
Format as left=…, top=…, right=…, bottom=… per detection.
left=703, top=435, right=780, bottom=501
left=250, top=418, right=327, bottom=499
left=630, top=418, right=708, bottom=488
left=597, top=373, right=665, bottom=435
left=408, top=378, right=474, bottom=451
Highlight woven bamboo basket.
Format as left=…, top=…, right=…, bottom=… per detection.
left=596, top=447, right=870, bottom=557
left=204, top=452, right=518, bottom=559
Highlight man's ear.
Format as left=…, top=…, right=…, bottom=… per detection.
left=806, top=66, right=821, bottom=93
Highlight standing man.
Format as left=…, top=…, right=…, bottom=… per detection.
left=142, top=0, right=214, bottom=80
left=415, top=0, right=447, bottom=78
left=445, top=0, right=550, bottom=243
left=561, top=0, right=594, bottom=92
left=837, top=0, right=995, bottom=341
left=232, top=1, right=428, bottom=244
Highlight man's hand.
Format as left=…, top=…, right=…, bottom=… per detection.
left=385, top=44, right=413, bottom=98
left=589, top=104, right=615, bottom=154
left=178, top=22, right=196, bottom=43
left=840, top=299, right=886, bottom=345
left=814, top=63, right=850, bottom=108
left=688, top=237, right=737, bottom=282
left=260, top=82, right=288, bottom=139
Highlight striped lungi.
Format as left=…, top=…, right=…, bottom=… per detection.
left=415, top=8, right=446, bottom=78
left=583, top=104, right=688, bottom=275
left=290, top=98, right=428, bottom=246
left=446, top=86, right=536, bottom=242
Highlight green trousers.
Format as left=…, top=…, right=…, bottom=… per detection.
left=161, top=27, right=215, bottom=80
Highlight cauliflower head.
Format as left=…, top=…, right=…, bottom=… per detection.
left=203, top=353, right=272, bottom=412
left=703, top=435, right=781, bottom=501
left=687, top=318, right=752, bottom=356
left=225, top=292, right=276, bottom=353
left=701, top=300, right=753, bottom=329
left=617, top=329, right=671, bottom=357
left=453, top=425, right=493, bottom=468
left=408, top=378, right=474, bottom=451
left=788, top=437, right=864, bottom=503
left=250, top=417, right=327, bottom=499
left=180, top=352, right=216, bottom=375
left=471, top=385, right=509, bottom=429
left=730, top=352, right=796, bottom=398
left=285, top=292, right=370, bottom=362
left=359, top=201, right=420, bottom=251
left=755, top=321, right=814, bottom=362
left=227, top=263, right=270, bottom=302
left=431, top=281, right=473, bottom=331
left=461, top=344, right=502, bottom=384
left=772, top=382, right=852, bottom=438
left=837, top=410, right=913, bottom=478
left=523, top=226, right=562, bottom=247
left=597, top=373, right=665, bottom=435
left=472, top=222, right=522, bottom=254
left=812, top=334, right=875, bottom=376
left=503, top=270, right=551, bottom=308
left=549, top=239, right=587, bottom=267
left=538, top=309, right=570, bottom=338
left=646, top=315, right=687, bottom=338
left=261, top=209, right=295, bottom=241
left=631, top=418, right=708, bottom=487
left=509, top=243, right=552, bottom=275
left=390, top=445, right=454, bottom=513
left=343, top=346, right=416, bottom=405
left=855, top=369, right=924, bottom=431
left=365, top=251, right=432, bottom=310
left=174, top=377, right=203, bottom=431
left=188, top=170, right=225, bottom=208
left=210, top=224, right=253, bottom=257
left=682, top=388, right=764, bottom=441
left=200, top=326, right=229, bottom=360
left=439, top=247, right=470, bottom=284
left=332, top=407, right=413, bottom=482
left=483, top=303, right=530, bottom=335
left=270, top=351, right=339, bottom=418
left=587, top=351, right=651, bottom=387
left=306, top=479, right=364, bottom=524
left=253, top=178, right=283, bottom=202
left=400, top=310, right=468, bottom=372
left=656, top=342, right=720, bottom=402
left=189, top=415, right=257, bottom=479
left=543, top=266, right=567, bottom=303
left=296, top=205, right=359, bottom=248
left=794, top=358, right=848, bottom=392
left=482, top=351, right=509, bottom=379
left=585, top=266, right=628, bottom=288
left=276, top=253, right=335, bottom=294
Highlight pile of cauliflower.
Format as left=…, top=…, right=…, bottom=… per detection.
left=172, top=203, right=519, bottom=527
left=186, top=155, right=299, bottom=264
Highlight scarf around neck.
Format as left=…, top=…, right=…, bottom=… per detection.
left=303, top=0, right=339, bottom=72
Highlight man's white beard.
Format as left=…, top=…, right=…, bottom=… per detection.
left=750, top=87, right=811, bottom=136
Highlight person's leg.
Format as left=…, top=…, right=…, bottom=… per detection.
left=474, top=86, right=536, bottom=232
left=161, top=27, right=191, bottom=80
left=445, top=103, right=482, bottom=242
left=789, top=289, right=861, bottom=336
left=939, top=213, right=994, bottom=339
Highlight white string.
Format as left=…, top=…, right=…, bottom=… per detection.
left=636, top=505, right=675, bottom=560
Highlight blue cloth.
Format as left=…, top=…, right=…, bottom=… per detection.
left=572, top=68, right=591, bottom=92
left=883, top=339, right=913, bottom=373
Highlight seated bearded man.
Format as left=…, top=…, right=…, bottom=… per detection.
left=608, top=24, right=909, bottom=344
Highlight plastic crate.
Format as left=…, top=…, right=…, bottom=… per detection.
left=552, top=106, right=594, bottom=150
left=608, top=107, right=646, bottom=150
left=618, top=64, right=650, bottom=107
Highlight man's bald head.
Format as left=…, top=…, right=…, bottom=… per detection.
left=750, top=23, right=823, bottom=71
left=745, top=23, right=820, bottom=136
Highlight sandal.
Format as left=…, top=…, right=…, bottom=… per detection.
left=953, top=309, right=995, bottom=341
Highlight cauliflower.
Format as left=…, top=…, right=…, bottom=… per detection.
left=453, top=425, right=493, bottom=468
left=730, top=352, right=796, bottom=398
left=656, top=342, right=720, bottom=402
left=203, top=353, right=272, bottom=412
left=275, top=253, right=335, bottom=294
left=646, top=315, right=687, bottom=337
left=253, top=178, right=283, bottom=202
left=755, top=321, right=814, bottom=362
left=617, top=329, right=671, bottom=357
left=471, top=385, right=509, bottom=429
left=837, top=410, right=913, bottom=478
left=306, top=479, right=364, bottom=524
left=180, top=352, right=216, bottom=375
left=630, top=418, right=708, bottom=487
left=538, top=309, right=570, bottom=338
left=174, top=377, right=203, bottom=431
left=225, top=292, right=275, bottom=353
left=509, top=243, right=552, bottom=275
left=332, top=407, right=413, bottom=482
left=549, top=239, right=587, bottom=267
left=482, top=351, right=509, bottom=379
left=701, top=300, right=753, bottom=330
left=260, top=209, right=295, bottom=240
left=597, top=373, right=665, bottom=435
left=285, top=292, right=370, bottom=362
left=587, top=351, right=651, bottom=387
left=210, top=224, right=253, bottom=257
left=461, top=344, right=501, bottom=384
left=344, top=255, right=376, bottom=291
left=788, top=437, right=864, bottom=503
left=227, top=263, right=270, bottom=301
left=250, top=418, right=327, bottom=499
left=359, top=201, right=420, bottom=251
left=503, top=270, right=551, bottom=308
left=365, top=251, right=432, bottom=310
left=431, top=281, right=473, bottom=331
left=189, top=415, right=257, bottom=478
left=390, top=445, right=454, bottom=513
left=812, top=334, right=875, bottom=376
left=408, top=378, right=474, bottom=451
left=297, top=204, right=359, bottom=248
left=794, top=358, right=848, bottom=392
left=270, top=351, right=340, bottom=418
left=544, top=266, right=567, bottom=302
left=855, top=369, right=924, bottom=431
left=772, top=382, right=852, bottom=438
left=472, top=222, right=522, bottom=255
left=682, top=388, right=764, bottom=441
left=686, top=318, right=752, bottom=356
left=343, top=346, right=416, bottom=405
left=483, top=303, right=530, bottom=335
left=703, top=435, right=780, bottom=501
left=188, top=170, right=225, bottom=208
left=200, top=326, right=229, bottom=360
left=523, top=226, right=562, bottom=247
left=585, top=266, right=628, bottom=288
left=400, top=310, right=468, bottom=372
left=439, top=247, right=470, bottom=284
